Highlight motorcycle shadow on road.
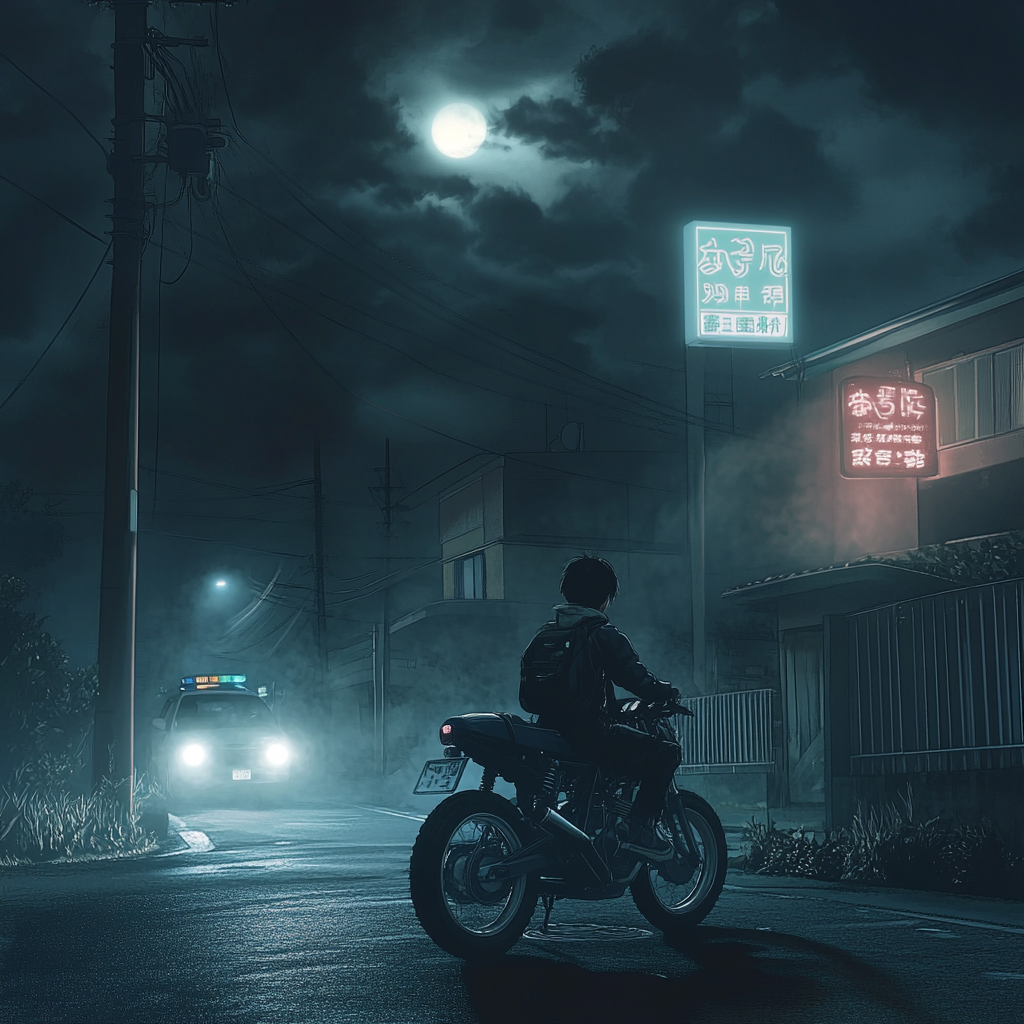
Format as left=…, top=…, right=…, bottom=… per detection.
left=460, top=925, right=940, bottom=1024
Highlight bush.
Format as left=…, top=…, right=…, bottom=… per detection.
left=0, top=771, right=159, bottom=865
left=741, top=786, right=1024, bottom=901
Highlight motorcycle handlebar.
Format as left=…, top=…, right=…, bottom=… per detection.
left=618, top=698, right=694, bottom=718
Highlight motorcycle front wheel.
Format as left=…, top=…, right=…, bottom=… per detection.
left=409, top=790, right=538, bottom=960
left=630, top=789, right=727, bottom=934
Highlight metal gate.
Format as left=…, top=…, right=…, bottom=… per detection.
left=848, top=578, right=1024, bottom=774
left=675, top=689, right=774, bottom=773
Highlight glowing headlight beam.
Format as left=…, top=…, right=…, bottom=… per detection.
left=180, top=742, right=206, bottom=767
left=265, top=742, right=290, bottom=766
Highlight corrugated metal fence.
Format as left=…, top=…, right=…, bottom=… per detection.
left=675, top=688, right=774, bottom=773
left=848, top=577, right=1024, bottom=774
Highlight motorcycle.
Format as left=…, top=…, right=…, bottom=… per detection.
left=408, top=698, right=728, bottom=960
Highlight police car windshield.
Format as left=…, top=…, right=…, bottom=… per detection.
left=175, top=694, right=274, bottom=729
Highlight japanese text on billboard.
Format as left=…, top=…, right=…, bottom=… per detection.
left=840, top=377, right=938, bottom=478
left=682, top=221, right=793, bottom=348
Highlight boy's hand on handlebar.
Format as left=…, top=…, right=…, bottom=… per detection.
left=657, top=683, right=681, bottom=703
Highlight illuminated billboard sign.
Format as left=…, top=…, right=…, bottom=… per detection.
left=840, top=377, right=938, bottom=478
left=682, top=221, right=792, bottom=348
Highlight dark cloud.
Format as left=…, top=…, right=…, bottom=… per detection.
left=2, top=0, right=1023, bottom=663
left=773, top=0, right=1024, bottom=128
left=470, top=184, right=630, bottom=272
left=954, top=161, right=1024, bottom=259
left=489, top=0, right=546, bottom=37
left=497, top=96, right=634, bottom=163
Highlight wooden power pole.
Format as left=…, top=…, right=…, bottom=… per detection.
left=93, top=0, right=225, bottom=800
left=92, top=0, right=147, bottom=796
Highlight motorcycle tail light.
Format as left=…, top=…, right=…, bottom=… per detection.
left=439, top=723, right=453, bottom=744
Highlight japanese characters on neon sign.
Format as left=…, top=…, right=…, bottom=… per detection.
left=682, top=221, right=793, bottom=348
left=840, top=377, right=938, bottom=478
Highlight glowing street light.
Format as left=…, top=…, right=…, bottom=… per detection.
left=214, top=579, right=227, bottom=588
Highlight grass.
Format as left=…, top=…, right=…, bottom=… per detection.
left=0, top=770, right=160, bottom=866
left=741, top=786, right=1024, bottom=901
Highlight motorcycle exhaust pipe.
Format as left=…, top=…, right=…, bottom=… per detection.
left=535, top=807, right=608, bottom=883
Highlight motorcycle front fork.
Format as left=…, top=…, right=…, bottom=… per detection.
left=665, top=781, right=701, bottom=869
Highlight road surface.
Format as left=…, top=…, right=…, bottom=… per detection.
left=0, top=798, right=1021, bottom=1023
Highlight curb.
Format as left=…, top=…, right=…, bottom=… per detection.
left=723, top=867, right=1024, bottom=930
left=152, top=814, right=215, bottom=857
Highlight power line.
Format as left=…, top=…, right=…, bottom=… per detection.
left=0, top=242, right=111, bottom=415
left=217, top=180, right=698, bottom=433
left=211, top=200, right=504, bottom=455
left=167, top=213, right=693, bottom=502
left=0, top=47, right=108, bottom=156
left=177, top=195, right=683, bottom=438
left=138, top=528, right=307, bottom=559
left=152, top=201, right=689, bottom=441
left=139, top=463, right=314, bottom=495
left=0, top=172, right=107, bottom=244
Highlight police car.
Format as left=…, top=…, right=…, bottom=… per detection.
left=149, top=675, right=291, bottom=799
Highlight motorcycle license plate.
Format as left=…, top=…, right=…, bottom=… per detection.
left=413, top=758, right=468, bottom=794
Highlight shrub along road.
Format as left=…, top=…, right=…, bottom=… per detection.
left=0, top=799, right=1020, bottom=1023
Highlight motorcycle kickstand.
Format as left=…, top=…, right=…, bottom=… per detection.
left=540, top=894, right=555, bottom=934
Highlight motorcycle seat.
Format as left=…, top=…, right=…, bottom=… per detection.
left=448, top=712, right=580, bottom=760
left=508, top=720, right=579, bottom=760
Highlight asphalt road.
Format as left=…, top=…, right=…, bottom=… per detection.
left=0, top=798, right=1021, bottom=1024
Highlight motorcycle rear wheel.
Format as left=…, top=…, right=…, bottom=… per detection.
left=630, top=789, right=727, bottom=934
left=410, top=790, right=538, bottom=960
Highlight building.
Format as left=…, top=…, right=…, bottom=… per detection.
left=720, top=269, right=1024, bottom=842
left=328, top=450, right=691, bottom=780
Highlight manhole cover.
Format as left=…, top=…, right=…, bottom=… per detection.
left=523, top=923, right=653, bottom=942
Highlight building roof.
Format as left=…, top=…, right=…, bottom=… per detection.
left=721, top=561, right=955, bottom=607
left=761, top=268, right=1024, bottom=382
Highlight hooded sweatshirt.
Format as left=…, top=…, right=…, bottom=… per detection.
left=546, top=603, right=673, bottom=731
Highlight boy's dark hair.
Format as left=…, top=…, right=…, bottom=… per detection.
left=559, top=555, right=619, bottom=609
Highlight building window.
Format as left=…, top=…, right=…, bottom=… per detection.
left=454, top=551, right=485, bottom=599
left=922, top=342, right=1024, bottom=446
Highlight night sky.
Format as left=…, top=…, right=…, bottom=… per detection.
left=1, top=1, right=1022, bottom=685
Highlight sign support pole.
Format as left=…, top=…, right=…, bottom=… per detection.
left=686, top=346, right=706, bottom=695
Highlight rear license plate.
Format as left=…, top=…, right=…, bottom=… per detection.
left=232, top=769, right=251, bottom=780
left=414, top=758, right=468, bottom=794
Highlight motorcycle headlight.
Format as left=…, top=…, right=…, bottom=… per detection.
left=265, top=741, right=289, bottom=766
left=180, top=742, right=206, bottom=767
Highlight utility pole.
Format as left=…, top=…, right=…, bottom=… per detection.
left=93, top=1, right=225, bottom=800
left=380, top=438, right=392, bottom=777
left=313, top=436, right=328, bottom=707
left=369, top=438, right=406, bottom=777
left=686, top=346, right=707, bottom=695
left=92, top=0, right=147, bottom=797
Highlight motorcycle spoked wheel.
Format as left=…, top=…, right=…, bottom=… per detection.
left=409, top=790, right=538, bottom=960
left=630, top=790, right=727, bottom=934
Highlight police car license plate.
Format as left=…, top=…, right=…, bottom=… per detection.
left=413, top=758, right=468, bottom=794
left=232, top=769, right=251, bottom=780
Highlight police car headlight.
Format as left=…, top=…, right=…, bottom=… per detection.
left=265, top=742, right=289, bottom=766
left=180, top=742, right=206, bottom=767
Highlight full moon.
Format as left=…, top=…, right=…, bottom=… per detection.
left=431, top=103, right=487, bottom=158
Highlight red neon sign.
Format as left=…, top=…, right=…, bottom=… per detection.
left=840, top=377, right=938, bottom=478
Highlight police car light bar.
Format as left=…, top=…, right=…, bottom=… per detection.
left=180, top=674, right=247, bottom=690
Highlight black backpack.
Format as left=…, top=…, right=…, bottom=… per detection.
left=519, top=617, right=604, bottom=719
